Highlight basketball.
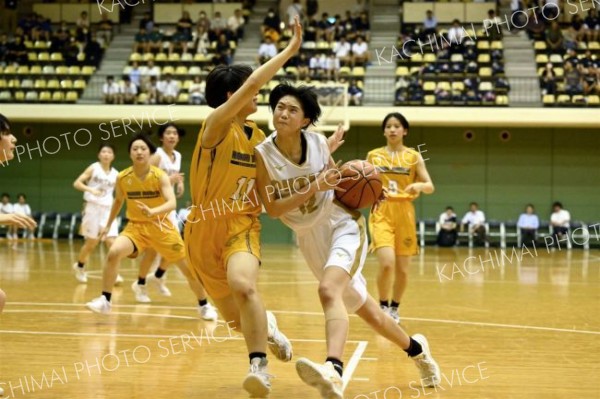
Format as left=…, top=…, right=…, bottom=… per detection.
left=334, top=160, right=383, bottom=209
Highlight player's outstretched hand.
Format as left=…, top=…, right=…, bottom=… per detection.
left=135, top=200, right=155, bottom=218
left=314, top=160, right=351, bottom=192
left=371, top=187, right=388, bottom=213
left=286, top=16, right=303, bottom=54
left=327, top=123, right=346, bottom=154
left=0, top=214, right=37, bottom=229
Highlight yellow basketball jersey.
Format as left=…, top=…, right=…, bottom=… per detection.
left=117, top=166, right=169, bottom=222
left=189, top=120, right=266, bottom=221
left=367, top=146, right=419, bottom=200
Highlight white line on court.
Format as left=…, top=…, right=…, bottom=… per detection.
left=361, top=357, right=378, bottom=361
left=352, top=378, right=370, bottom=382
left=343, top=341, right=368, bottom=390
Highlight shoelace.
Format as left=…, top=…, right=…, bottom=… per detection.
left=249, top=364, right=276, bottom=379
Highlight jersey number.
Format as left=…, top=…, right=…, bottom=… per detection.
left=388, top=180, right=399, bottom=195
left=299, top=194, right=318, bottom=215
left=231, top=177, right=256, bottom=200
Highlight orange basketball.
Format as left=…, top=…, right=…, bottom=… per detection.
left=334, top=160, right=383, bottom=210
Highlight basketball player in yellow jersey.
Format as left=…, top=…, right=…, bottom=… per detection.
left=184, top=17, right=304, bottom=398
left=85, top=134, right=212, bottom=315
left=367, top=112, right=435, bottom=324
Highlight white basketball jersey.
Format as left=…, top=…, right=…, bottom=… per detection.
left=83, top=162, right=118, bottom=207
left=256, top=131, right=333, bottom=233
left=156, top=147, right=182, bottom=182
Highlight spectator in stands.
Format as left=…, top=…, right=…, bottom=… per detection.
left=134, top=27, right=149, bottom=53
left=517, top=204, right=539, bottom=246
left=64, top=37, right=80, bottom=67
left=175, top=11, right=194, bottom=50
left=1, top=193, right=14, bottom=239
left=540, top=62, right=557, bottom=95
left=583, top=9, right=599, bottom=42
left=309, top=52, right=327, bottom=78
left=421, top=10, right=438, bottom=41
left=12, top=193, right=33, bottom=239
left=325, top=52, right=340, bottom=80
left=485, top=9, right=503, bottom=40
left=332, top=17, right=347, bottom=41
left=77, top=11, right=90, bottom=31
left=121, top=76, right=138, bottom=104
left=257, top=36, right=278, bottom=64
left=84, top=32, right=103, bottom=68
left=525, top=8, right=546, bottom=41
left=333, top=36, right=351, bottom=66
left=103, top=75, right=120, bottom=104
left=348, top=79, right=363, bottom=105
left=570, top=14, right=586, bottom=42
left=0, top=34, right=9, bottom=65
left=287, top=0, right=304, bottom=28
left=562, top=23, right=579, bottom=51
left=546, top=21, right=564, bottom=54
left=550, top=202, right=570, bottom=247
left=139, top=11, right=154, bottom=32
left=7, top=35, right=27, bottom=65
left=196, top=11, right=211, bottom=35
left=188, top=75, right=206, bottom=105
left=447, top=19, right=465, bottom=47
left=32, top=13, right=52, bottom=42
left=195, top=25, right=210, bottom=55
left=437, top=206, right=457, bottom=247
left=169, top=29, right=189, bottom=56
left=295, top=52, right=310, bottom=80
left=306, top=0, right=319, bottom=18
left=215, top=33, right=232, bottom=65
left=157, top=73, right=179, bottom=104
left=355, top=11, right=371, bottom=42
left=228, top=9, right=245, bottom=41
left=145, top=75, right=159, bottom=104
left=461, top=202, right=487, bottom=247
left=210, top=11, right=227, bottom=43
left=341, top=11, right=356, bottom=41
left=317, top=13, right=334, bottom=42
left=97, top=14, right=114, bottom=44
left=129, top=61, right=142, bottom=89
left=262, top=8, right=281, bottom=35
left=351, top=35, right=369, bottom=66
left=564, top=60, right=584, bottom=95
left=304, top=14, right=319, bottom=42
left=583, top=61, right=598, bottom=95
left=142, top=59, right=161, bottom=84
left=148, top=25, right=164, bottom=53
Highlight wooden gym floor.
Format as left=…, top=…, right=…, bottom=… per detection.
left=0, top=240, right=598, bottom=399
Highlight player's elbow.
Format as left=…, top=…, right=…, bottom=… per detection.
left=425, top=183, right=435, bottom=194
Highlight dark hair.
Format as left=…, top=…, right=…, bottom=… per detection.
left=552, top=201, right=563, bottom=209
left=17, top=193, right=26, bottom=200
left=470, top=202, right=478, bottom=207
left=205, top=64, right=253, bottom=108
left=446, top=206, right=454, bottom=211
left=381, top=112, right=409, bottom=131
left=128, top=133, right=157, bottom=154
left=526, top=203, right=535, bottom=209
left=98, top=143, right=115, bottom=154
left=157, top=123, right=186, bottom=139
left=1, top=193, right=10, bottom=198
left=269, top=82, right=321, bottom=127
left=107, top=75, right=114, bottom=80
left=0, top=113, right=11, bottom=136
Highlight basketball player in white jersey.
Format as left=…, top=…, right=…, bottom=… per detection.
left=255, top=84, right=441, bottom=399
left=72, top=144, right=123, bottom=285
left=131, top=123, right=217, bottom=320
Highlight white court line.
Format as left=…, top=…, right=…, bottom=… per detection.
left=7, top=302, right=600, bottom=336
left=361, top=357, right=378, bottom=361
left=352, top=378, right=370, bottom=382
left=343, top=341, right=368, bottom=390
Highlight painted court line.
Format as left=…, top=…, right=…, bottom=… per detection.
left=343, top=341, right=368, bottom=390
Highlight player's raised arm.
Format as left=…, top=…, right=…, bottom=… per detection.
left=100, top=180, right=125, bottom=240
left=405, top=154, right=434, bottom=195
left=202, top=17, right=303, bottom=148
left=73, top=165, right=99, bottom=195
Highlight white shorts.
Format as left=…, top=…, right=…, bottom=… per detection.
left=80, top=202, right=119, bottom=239
left=297, top=203, right=369, bottom=313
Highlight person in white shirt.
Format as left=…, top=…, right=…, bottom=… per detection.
left=351, top=36, right=369, bottom=66
left=550, top=201, right=570, bottom=245
left=437, top=206, right=457, bottom=247
left=309, top=53, right=326, bottom=77
left=141, top=59, right=161, bottom=85
left=461, top=202, right=487, bottom=246
left=189, top=75, right=206, bottom=105
left=157, top=73, right=180, bottom=104
left=102, top=75, right=120, bottom=104
left=257, top=37, right=278, bottom=64
left=121, top=76, right=138, bottom=104
left=517, top=204, right=540, bottom=246
left=1, top=193, right=15, bottom=239
left=447, top=19, right=465, bottom=46
left=333, top=37, right=351, bottom=65
left=12, top=193, right=33, bottom=239
left=129, top=61, right=142, bottom=89
left=325, top=52, right=340, bottom=81
left=287, top=0, right=304, bottom=28
left=228, top=9, right=245, bottom=40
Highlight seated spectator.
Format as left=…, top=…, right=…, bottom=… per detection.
left=539, top=62, right=557, bottom=95
left=121, top=76, right=138, bottom=104
left=525, top=8, right=546, bottom=41
left=546, top=21, right=564, bottom=54
left=196, top=11, right=211, bottom=35
left=210, top=12, right=227, bottom=42
left=348, top=79, right=363, bottom=105
left=333, top=36, right=351, bottom=66
left=97, top=14, right=114, bottom=44
left=145, top=75, right=159, bottom=104
left=325, top=52, right=340, bottom=81
left=447, top=19, right=465, bottom=47
left=517, top=204, right=539, bottom=246
left=77, top=11, right=90, bottom=31
left=7, top=35, right=28, bottom=65
left=355, top=11, right=370, bottom=42
left=195, top=25, right=210, bottom=55
left=64, top=37, right=81, bottom=67
left=421, top=10, right=438, bottom=40
left=257, top=36, right=277, bottom=64
left=351, top=36, right=369, bottom=66
left=460, top=202, right=487, bottom=246
left=304, top=14, right=319, bottom=42
left=157, top=73, right=179, bottom=104
left=228, top=9, right=245, bottom=41
left=286, top=0, right=304, bottom=29
left=570, top=14, right=586, bottom=42
left=147, top=25, right=163, bottom=53
left=32, top=13, right=52, bottom=42
left=141, top=59, right=161, bottom=85
left=188, top=75, right=206, bottom=105
left=437, top=206, right=457, bottom=247
left=169, top=30, right=189, bottom=56
left=550, top=201, right=570, bottom=247
left=215, top=33, right=232, bottom=65
left=564, top=61, right=583, bottom=95
left=84, top=32, right=103, bottom=68
left=0, top=34, right=9, bottom=65
left=103, top=75, right=120, bottom=104
left=262, top=8, right=281, bottom=36
left=309, top=53, right=327, bottom=78
left=12, top=193, right=33, bottom=239
left=341, top=11, right=356, bottom=41
left=177, top=11, right=194, bottom=43
left=485, top=9, right=503, bottom=40
left=129, top=61, right=142, bottom=89
left=562, top=24, right=578, bottom=51
left=583, top=9, right=599, bottom=42
left=332, top=17, right=347, bottom=42
left=139, top=11, right=154, bottom=32
left=288, top=52, right=310, bottom=80
left=1, top=193, right=15, bottom=239
left=583, top=62, right=598, bottom=95
left=317, top=13, right=334, bottom=42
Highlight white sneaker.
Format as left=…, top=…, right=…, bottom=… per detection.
left=131, top=281, right=151, bottom=303
left=411, top=334, right=441, bottom=388
left=242, top=357, right=272, bottom=398
left=147, top=274, right=172, bottom=296
left=86, top=295, right=111, bottom=314
left=198, top=302, right=218, bottom=321
left=114, top=274, right=124, bottom=286
left=389, top=306, right=400, bottom=324
left=72, top=263, right=88, bottom=283
left=296, top=358, right=343, bottom=399
left=266, top=311, right=293, bottom=362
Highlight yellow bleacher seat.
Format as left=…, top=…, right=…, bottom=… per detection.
left=587, top=95, right=600, bottom=105
left=175, top=66, right=188, bottom=75
left=181, top=53, right=193, bottom=62
left=495, top=95, right=509, bottom=105
left=82, top=66, right=95, bottom=75
left=25, top=91, right=38, bottom=101
left=47, top=79, right=60, bottom=89
left=534, top=41, right=547, bottom=50
left=423, top=81, right=436, bottom=92
left=17, top=66, right=30, bottom=75
left=479, top=82, right=493, bottom=91
left=143, top=53, right=155, bottom=62
left=34, top=79, right=47, bottom=89
left=77, top=53, right=86, bottom=62
left=21, top=79, right=34, bottom=88
left=450, top=54, right=464, bottom=63
left=182, top=80, right=193, bottom=90
left=0, top=91, right=12, bottom=102
left=549, top=54, right=563, bottom=63
left=73, top=80, right=87, bottom=90
left=14, top=91, right=25, bottom=101
left=68, top=66, right=81, bottom=75
left=395, top=66, right=409, bottom=76
left=437, top=81, right=451, bottom=91
left=477, top=41, right=490, bottom=50
left=129, top=52, right=142, bottom=62
left=536, top=54, right=549, bottom=64
left=34, top=41, right=49, bottom=49
left=338, top=66, right=351, bottom=76
left=56, top=66, right=69, bottom=74
left=316, top=41, right=330, bottom=50
left=352, top=67, right=365, bottom=77
left=51, top=91, right=65, bottom=102
left=0, top=79, right=6, bottom=88
left=554, top=68, right=564, bottom=77
left=50, top=52, right=64, bottom=62
left=557, top=94, right=571, bottom=103
left=38, top=52, right=50, bottom=62
left=423, top=53, right=436, bottom=63
left=588, top=42, right=599, bottom=50
left=39, top=91, right=52, bottom=102
left=411, top=53, right=423, bottom=63
left=42, top=65, right=55, bottom=74
left=161, top=66, right=175, bottom=75
left=479, top=67, right=492, bottom=77
left=176, top=93, right=189, bottom=104
left=451, top=81, right=464, bottom=91
left=491, top=41, right=503, bottom=50
left=155, top=53, right=168, bottom=62
left=424, top=95, right=436, bottom=105
left=137, top=93, right=148, bottom=104
left=168, top=53, right=181, bottom=62
left=286, top=66, right=299, bottom=77
left=30, top=65, right=42, bottom=75
left=193, top=53, right=208, bottom=62
left=229, top=41, right=237, bottom=50
left=188, top=66, right=202, bottom=75
left=28, top=52, right=37, bottom=62
left=8, top=79, right=20, bottom=88
left=60, top=79, right=73, bottom=89
left=542, top=94, right=555, bottom=105
left=4, top=65, right=16, bottom=74
left=66, top=91, right=78, bottom=102
left=24, top=40, right=33, bottom=49
left=477, top=54, right=491, bottom=63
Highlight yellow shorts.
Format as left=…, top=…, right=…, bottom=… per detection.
left=369, top=200, right=418, bottom=256
left=184, top=215, right=261, bottom=299
left=121, top=221, right=185, bottom=264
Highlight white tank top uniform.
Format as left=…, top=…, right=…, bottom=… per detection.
left=256, top=131, right=368, bottom=313
left=81, top=162, right=119, bottom=239
left=156, top=147, right=182, bottom=230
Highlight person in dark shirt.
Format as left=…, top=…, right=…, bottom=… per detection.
left=7, top=35, right=27, bottom=64
left=584, top=9, right=599, bottom=42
